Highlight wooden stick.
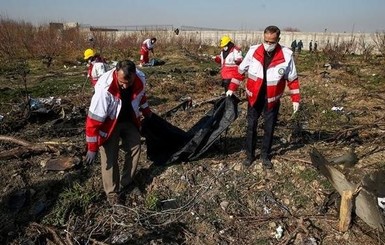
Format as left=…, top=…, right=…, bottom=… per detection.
left=0, top=135, right=31, bottom=146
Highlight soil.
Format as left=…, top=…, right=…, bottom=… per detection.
left=0, top=47, right=385, bottom=244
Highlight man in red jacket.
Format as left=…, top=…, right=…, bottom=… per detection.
left=139, top=37, right=157, bottom=67
left=85, top=60, right=152, bottom=205
left=213, top=35, right=244, bottom=92
left=226, top=26, right=300, bottom=169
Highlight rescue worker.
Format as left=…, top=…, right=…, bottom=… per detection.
left=309, top=40, right=313, bottom=52
left=85, top=60, right=152, bottom=205
left=226, top=26, right=300, bottom=169
left=213, top=35, right=244, bottom=92
left=297, top=40, right=303, bottom=53
left=139, top=37, right=157, bottom=67
left=291, top=40, right=297, bottom=53
left=84, top=48, right=108, bottom=86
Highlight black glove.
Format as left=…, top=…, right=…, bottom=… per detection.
left=85, top=151, right=97, bottom=164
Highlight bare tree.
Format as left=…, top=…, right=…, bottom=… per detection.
left=33, top=25, right=64, bottom=67
left=322, top=36, right=358, bottom=66
left=372, top=31, right=385, bottom=56
left=358, top=35, right=375, bottom=61
left=0, top=18, right=32, bottom=98
left=59, top=27, right=86, bottom=64
left=89, top=30, right=117, bottom=59
left=114, top=33, right=140, bottom=60
left=0, top=18, right=34, bottom=60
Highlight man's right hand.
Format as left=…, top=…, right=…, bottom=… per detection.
left=85, top=151, right=97, bottom=164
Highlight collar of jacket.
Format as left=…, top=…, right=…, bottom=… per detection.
left=107, top=70, right=121, bottom=98
left=253, top=44, right=285, bottom=67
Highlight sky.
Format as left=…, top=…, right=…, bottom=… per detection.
left=0, top=0, right=384, bottom=33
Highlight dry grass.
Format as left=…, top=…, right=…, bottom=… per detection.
left=0, top=45, right=385, bottom=244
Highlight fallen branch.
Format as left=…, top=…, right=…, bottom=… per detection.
left=31, top=222, right=66, bottom=245
left=0, top=135, right=30, bottom=146
left=278, top=156, right=312, bottom=165
left=0, top=135, right=74, bottom=146
left=0, top=135, right=59, bottom=160
left=160, top=98, right=192, bottom=117
left=327, top=116, right=385, bottom=142
left=89, top=238, right=109, bottom=245
left=0, top=145, right=57, bottom=160
left=192, top=96, right=222, bottom=108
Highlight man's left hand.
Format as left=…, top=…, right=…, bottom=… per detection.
left=85, top=151, right=97, bottom=165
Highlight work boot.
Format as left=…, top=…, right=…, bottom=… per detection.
left=107, top=193, right=123, bottom=206
left=243, top=157, right=254, bottom=167
left=261, top=156, right=273, bottom=169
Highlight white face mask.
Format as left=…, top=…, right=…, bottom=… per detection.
left=263, top=43, right=277, bottom=52
left=223, top=46, right=228, bottom=51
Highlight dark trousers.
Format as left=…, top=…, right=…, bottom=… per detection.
left=222, top=79, right=231, bottom=92
left=245, top=100, right=280, bottom=160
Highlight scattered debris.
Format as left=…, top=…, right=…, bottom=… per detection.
left=40, top=156, right=81, bottom=171
left=331, top=106, right=344, bottom=112
left=310, top=148, right=385, bottom=232
left=275, top=225, right=284, bottom=239
left=29, top=96, right=61, bottom=113
left=378, top=197, right=385, bottom=211
left=329, top=147, right=359, bottom=168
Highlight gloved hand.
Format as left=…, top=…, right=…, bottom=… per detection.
left=226, top=90, right=234, bottom=97
left=85, top=151, right=97, bottom=164
left=292, top=102, right=300, bottom=113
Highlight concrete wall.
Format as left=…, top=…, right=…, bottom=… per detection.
left=172, top=30, right=376, bottom=54
left=84, top=28, right=378, bottom=54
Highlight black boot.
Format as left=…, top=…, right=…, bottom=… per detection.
left=261, top=156, right=273, bottom=169
left=243, top=157, right=254, bottom=167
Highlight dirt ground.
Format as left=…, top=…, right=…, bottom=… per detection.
left=0, top=47, right=385, bottom=244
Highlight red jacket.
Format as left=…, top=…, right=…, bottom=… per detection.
left=85, top=69, right=151, bottom=152
left=140, top=38, right=155, bottom=55
left=214, top=45, right=244, bottom=81
left=87, top=57, right=108, bottom=86
left=229, top=44, right=300, bottom=109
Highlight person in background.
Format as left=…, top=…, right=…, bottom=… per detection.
left=309, top=40, right=313, bottom=52
left=85, top=60, right=152, bottom=205
left=226, top=25, right=300, bottom=169
left=139, top=37, right=157, bottom=67
left=213, top=35, right=244, bottom=93
left=314, top=41, right=318, bottom=52
left=291, top=39, right=297, bottom=53
left=84, top=48, right=108, bottom=86
left=297, top=40, right=303, bottom=53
